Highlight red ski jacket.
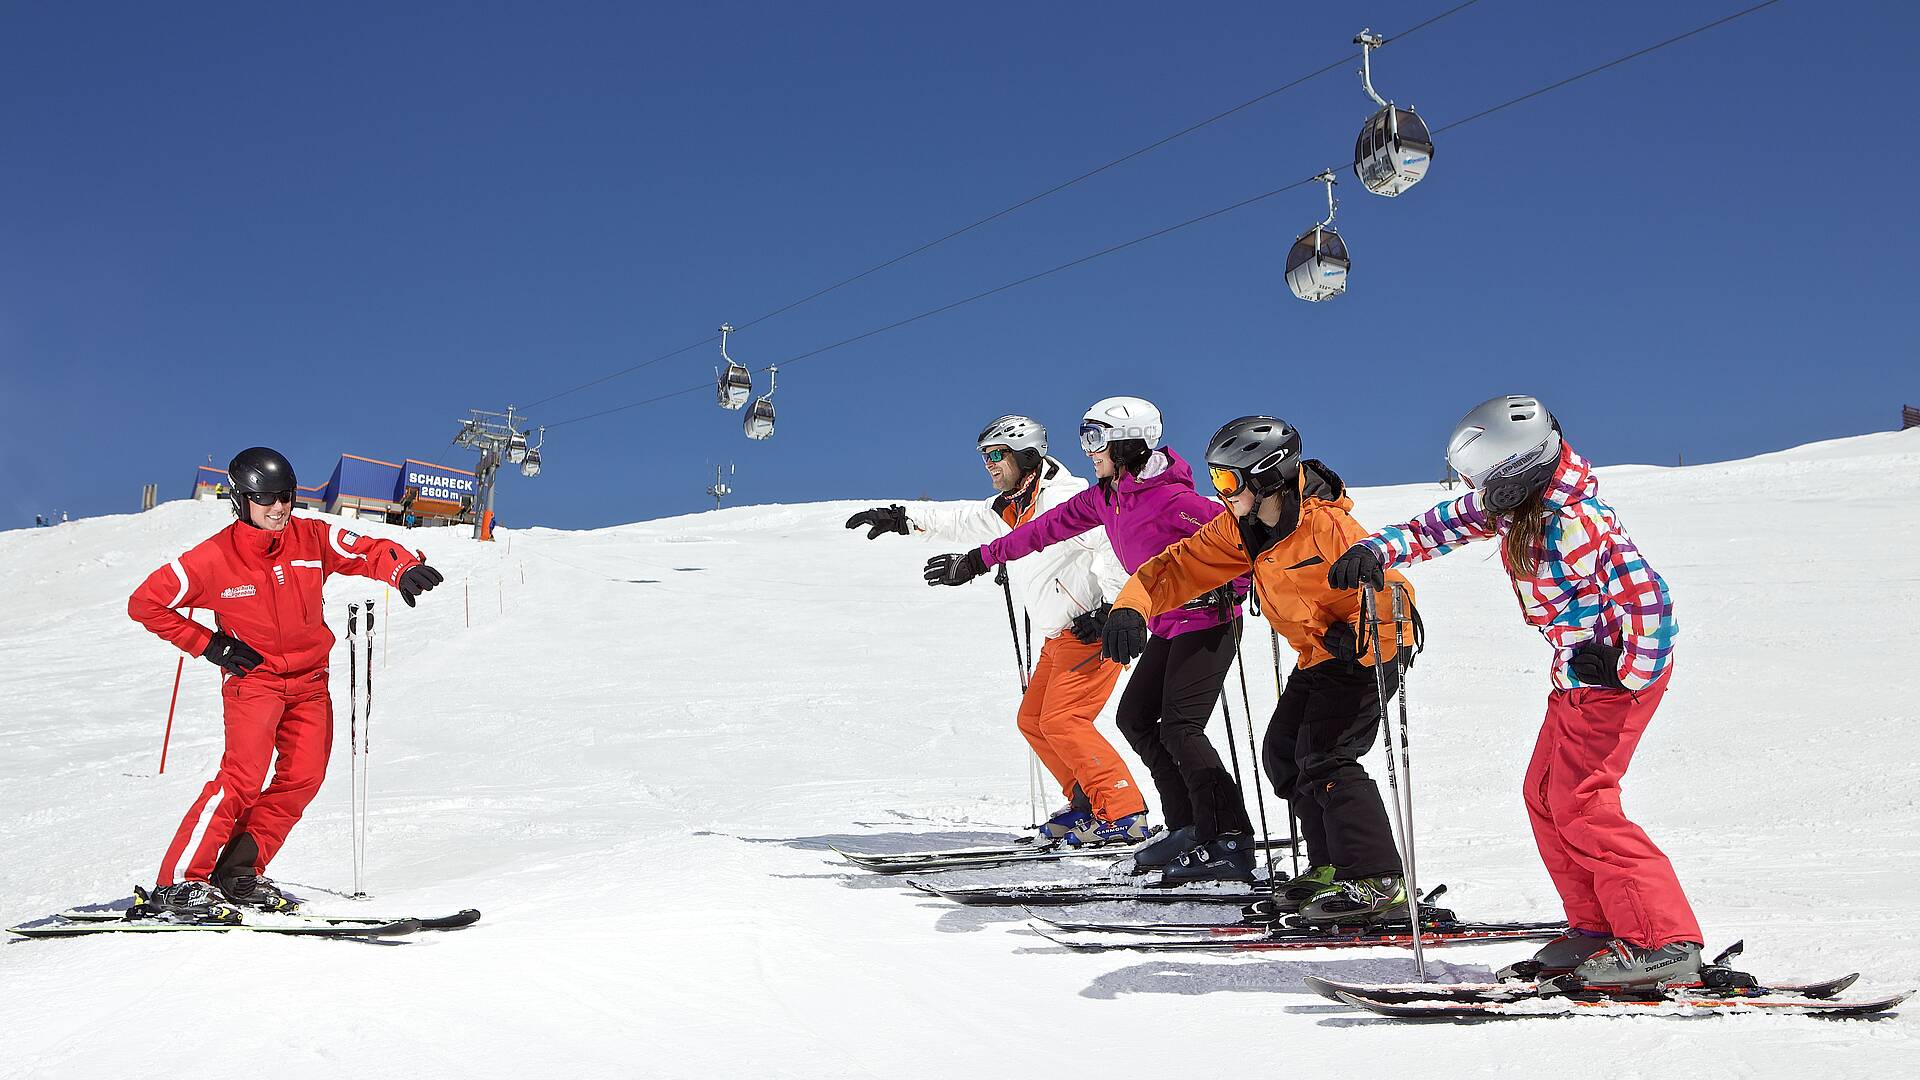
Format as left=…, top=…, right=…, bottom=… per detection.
left=129, top=516, right=422, bottom=677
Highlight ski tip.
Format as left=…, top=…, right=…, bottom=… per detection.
left=418, top=909, right=483, bottom=930
left=1302, top=975, right=1346, bottom=1002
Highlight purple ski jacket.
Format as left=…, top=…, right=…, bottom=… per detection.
left=979, top=448, right=1246, bottom=639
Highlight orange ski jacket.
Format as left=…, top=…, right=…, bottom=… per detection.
left=1113, top=462, right=1416, bottom=669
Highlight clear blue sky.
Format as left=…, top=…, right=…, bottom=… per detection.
left=4, top=1, right=1914, bottom=529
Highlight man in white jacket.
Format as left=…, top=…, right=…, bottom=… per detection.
left=845, top=415, right=1149, bottom=846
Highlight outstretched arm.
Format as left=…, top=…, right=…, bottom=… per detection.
left=978, top=486, right=1101, bottom=567
left=1360, top=490, right=1499, bottom=571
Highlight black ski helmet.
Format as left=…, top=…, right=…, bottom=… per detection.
left=1204, top=416, right=1302, bottom=502
left=227, top=447, right=297, bottom=520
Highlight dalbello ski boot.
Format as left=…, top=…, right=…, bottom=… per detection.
left=1496, top=927, right=1613, bottom=981
left=1296, top=874, right=1407, bottom=926
left=1160, top=832, right=1257, bottom=885
left=1273, top=864, right=1338, bottom=911
left=133, top=881, right=241, bottom=924
left=1570, top=939, right=1704, bottom=989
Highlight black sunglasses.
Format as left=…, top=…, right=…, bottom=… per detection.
left=244, top=491, right=295, bottom=506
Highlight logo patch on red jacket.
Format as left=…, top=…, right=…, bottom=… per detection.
left=220, top=584, right=257, bottom=599
left=342, top=531, right=362, bottom=545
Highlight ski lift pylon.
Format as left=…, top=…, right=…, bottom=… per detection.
left=1352, top=28, right=1433, bottom=197
left=1285, top=171, right=1349, bottom=302
left=716, top=324, right=753, bottom=410
left=743, top=366, right=777, bottom=440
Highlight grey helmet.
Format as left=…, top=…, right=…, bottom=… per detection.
left=1446, top=395, right=1562, bottom=512
left=1204, top=416, right=1302, bottom=500
left=977, top=414, right=1048, bottom=472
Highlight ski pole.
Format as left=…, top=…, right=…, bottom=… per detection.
left=1363, top=583, right=1425, bottom=980
left=997, top=566, right=1040, bottom=828
left=357, top=597, right=375, bottom=899
left=1271, top=627, right=1300, bottom=879
left=158, top=607, right=195, bottom=775
left=1231, top=618, right=1279, bottom=886
left=1392, top=582, right=1420, bottom=929
left=348, top=603, right=361, bottom=898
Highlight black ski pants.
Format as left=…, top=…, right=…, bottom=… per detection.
left=1262, top=657, right=1402, bottom=879
left=1114, top=620, right=1253, bottom=842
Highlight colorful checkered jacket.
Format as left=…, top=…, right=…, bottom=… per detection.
left=1358, top=441, right=1675, bottom=692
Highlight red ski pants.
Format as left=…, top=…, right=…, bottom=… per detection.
left=1016, top=635, right=1145, bottom=822
left=157, top=670, right=334, bottom=886
left=1523, top=672, right=1701, bottom=948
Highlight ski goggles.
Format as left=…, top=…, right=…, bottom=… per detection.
left=1079, top=421, right=1114, bottom=454
left=1207, top=465, right=1247, bottom=498
left=243, top=491, right=295, bottom=506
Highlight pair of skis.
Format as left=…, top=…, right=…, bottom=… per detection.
left=9, top=906, right=481, bottom=941
left=834, top=834, right=1295, bottom=876
left=1308, top=944, right=1909, bottom=1019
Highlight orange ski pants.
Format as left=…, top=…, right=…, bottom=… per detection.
left=1016, top=635, right=1145, bottom=822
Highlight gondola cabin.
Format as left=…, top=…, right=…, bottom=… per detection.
left=1285, top=226, right=1349, bottom=302
left=743, top=396, right=776, bottom=440
left=1354, top=106, right=1433, bottom=197
left=717, top=363, right=753, bottom=410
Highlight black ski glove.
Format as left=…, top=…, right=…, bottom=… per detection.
left=1069, top=603, right=1112, bottom=645
left=1570, top=640, right=1627, bottom=690
left=397, top=563, right=445, bottom=608
left=1327, top=544, right=1386, bottom=592
left=202, top=632, right=264, bottom=677
left=844, top=505, right=910, bottom=539
left=1322, top=619, right=1361, bottom=662
left=1101, top=607, right=1149, bottom=665
left=923, top=550, right=987, bottom=587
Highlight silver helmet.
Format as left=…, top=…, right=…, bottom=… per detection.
left=1446, top=395, right=1561, bottom=511
left=977, top=414, right=1048, bottom=470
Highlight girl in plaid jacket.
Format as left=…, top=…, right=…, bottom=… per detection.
left=1325, top=395, right=1702, bottom=989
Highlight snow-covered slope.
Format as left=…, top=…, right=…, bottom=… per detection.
left=2, top=431, right=1917, bottom=1078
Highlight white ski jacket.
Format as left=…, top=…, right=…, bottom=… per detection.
left=909, top=456, right=1127, bottom=640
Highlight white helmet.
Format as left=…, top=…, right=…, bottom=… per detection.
left=1446, top=395, right=1562, bottom=511
left=1079, top=396, right=1163, bottom=454
left=977, top=414, right=1048, bottom=470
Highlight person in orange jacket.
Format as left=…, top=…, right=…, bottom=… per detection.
left=1103, top=416, right=1418, bottom=923
left=127, top=447, right=443, bottom=921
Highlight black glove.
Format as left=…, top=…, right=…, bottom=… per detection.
left=1570, top=640, right=1627, bottom=690
left=1100, top=607, right=1149, bottom=665
left=397, top=563, right=445, bottom=608
left=1327, top=544, right=1386, bottom=591
left=844, top=505, right=910, bottom=539
left=923, top=550, right=987, bottom=587
left=202, top=632, right=263, bottom=677
left=1069, top=603, right=1112, bottom=645
left=1322, top=619, right=1360, bottom=662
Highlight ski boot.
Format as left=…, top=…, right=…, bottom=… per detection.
left=133, top=881, right=241, bottom=925
left=1296, top=874, right=1407, bottom=926
left=1037, top=805, right=1095, bottom=846
left=216, top=872, right=301, bottom=913
left=1568, top=940, right=1704, bottom=990
left=1495, top=927, right=1613, bottom=981
left=1130, top=825, right=1197, bottom=872
left=1160, top=832, right=1257, bottom=885
left=1058, top=811, right=1152, bottom=849
left=1271, top=863, right=1338, bottom=911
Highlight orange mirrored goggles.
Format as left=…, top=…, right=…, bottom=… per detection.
left=1208, top=465, right=1245, bottom=498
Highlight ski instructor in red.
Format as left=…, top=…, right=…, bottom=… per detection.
left=127, top=447, right=444, bottom=919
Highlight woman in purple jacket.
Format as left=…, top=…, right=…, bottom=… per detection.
left=925, top=397, right=1258, bottom=882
